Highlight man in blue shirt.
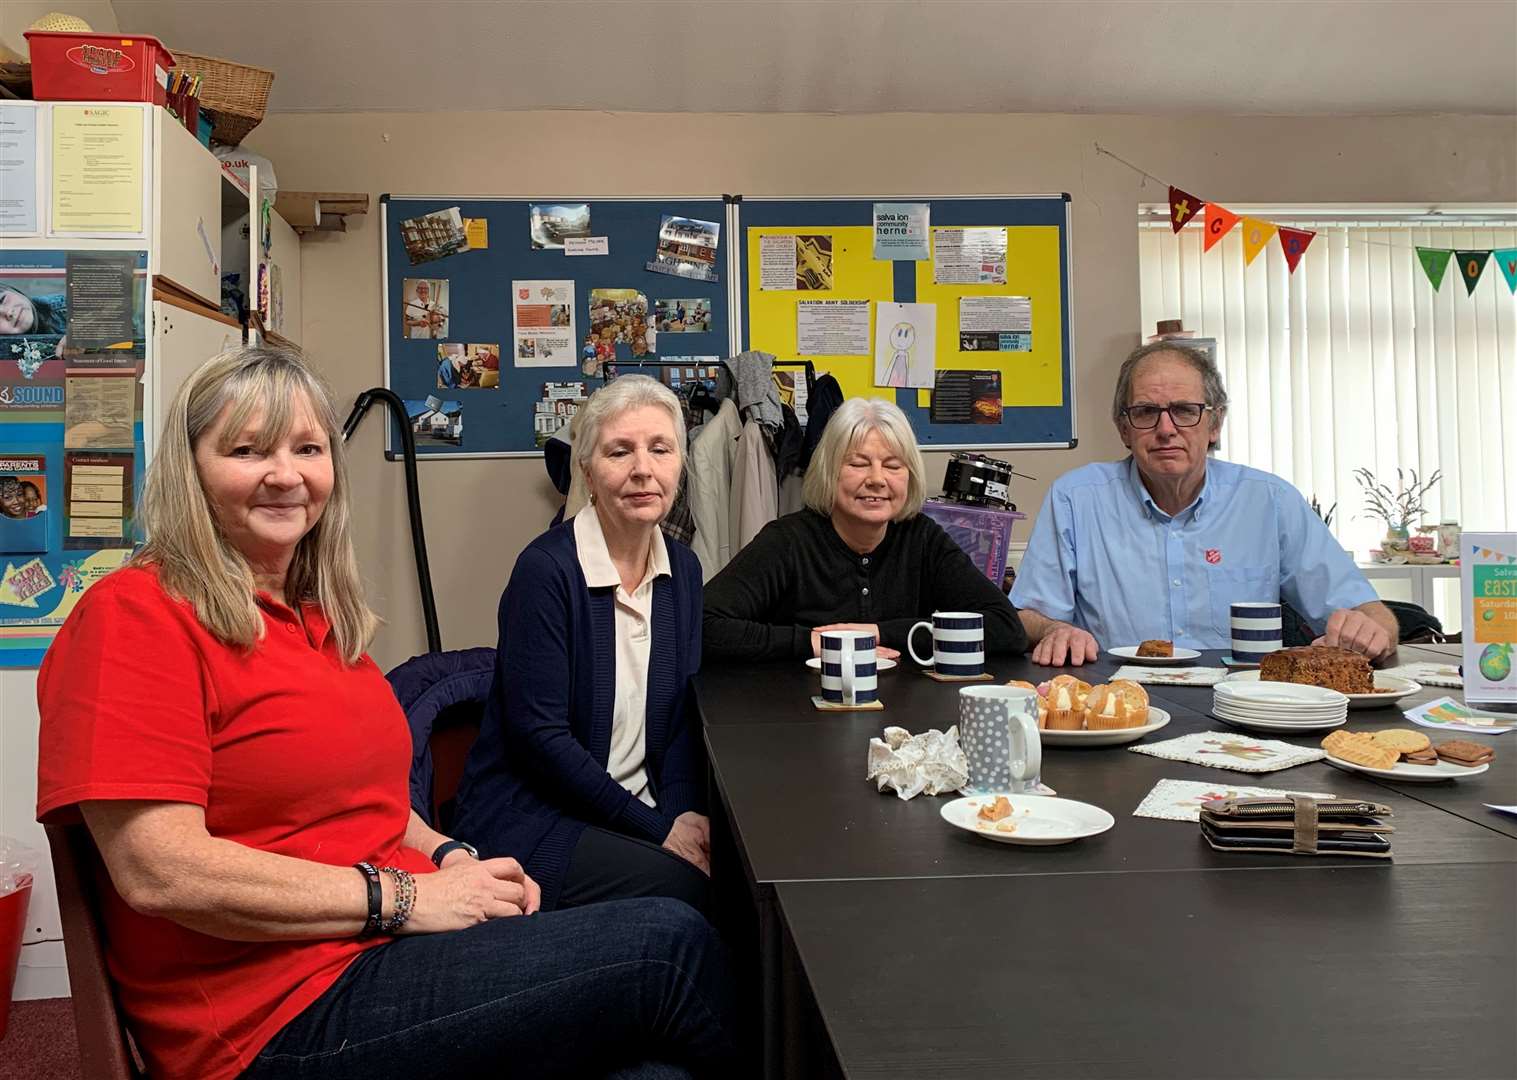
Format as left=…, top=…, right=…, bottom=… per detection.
left=1012, top=341, right=1396, bottom=666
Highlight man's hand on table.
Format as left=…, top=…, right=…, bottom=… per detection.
left=1030, top=622, right=1100, bottom=667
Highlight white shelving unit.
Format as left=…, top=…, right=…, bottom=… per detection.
left=0, top=100, right=258, bottom=1001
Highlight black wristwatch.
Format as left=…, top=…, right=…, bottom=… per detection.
left=430, top=839, right=479, bottom=867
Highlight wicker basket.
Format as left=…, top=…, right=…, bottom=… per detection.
left=170, top=51, right=274, bottom=146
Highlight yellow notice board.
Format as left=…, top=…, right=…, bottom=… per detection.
left=738, top=196, right=1075, bottom=448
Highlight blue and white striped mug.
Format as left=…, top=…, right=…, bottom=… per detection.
left=1230, top=601, right=1283, bottom=663
left=906, top=611, right=985, bottom=677
left=819, top=630, right=878, bottom=706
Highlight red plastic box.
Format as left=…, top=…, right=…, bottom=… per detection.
left=25, top=32, right=175, bottom=105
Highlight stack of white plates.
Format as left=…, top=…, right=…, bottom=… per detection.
left=1211, top=681, right=1349, bottom=732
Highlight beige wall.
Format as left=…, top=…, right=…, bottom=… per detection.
left=0, top=0, right=118, bottom=59
left=246, top=111, right=1517, bottom=670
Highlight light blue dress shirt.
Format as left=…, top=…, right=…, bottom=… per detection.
left=1010, top=457, right=1379, bottom=650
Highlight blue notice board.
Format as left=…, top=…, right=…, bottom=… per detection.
left=381, top=196, right=731, bottom=457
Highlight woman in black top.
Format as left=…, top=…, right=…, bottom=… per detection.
left=703, top=397, right=1028, bottom=661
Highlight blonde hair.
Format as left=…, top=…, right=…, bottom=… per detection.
left=802, top=397, right=926, bottom=520
left=573, top=374, right=687, bottom=475
left=133, top=346, right=378, bottom=663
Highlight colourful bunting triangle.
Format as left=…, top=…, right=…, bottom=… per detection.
left=1416, top=247, right=1453, bottom=291
left=1203, top=204, right=1239, bottom=252
left=1493, top=248, right=1517, bottom=294
left=1277, top=227, right=1315, bottom=274
left=1456, top=250, right=1491, bottom=295
left=1169, top=187, right=1203, bottom=233
left=1240, top=218, right=1277, bottom=266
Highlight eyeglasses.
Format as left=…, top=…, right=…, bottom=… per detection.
left=1121, top=402, right=1213, bottom=429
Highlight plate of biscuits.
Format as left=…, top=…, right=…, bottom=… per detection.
left=1321, top=729, right=1493, bottom=781
left=1108, top=640, right=1201, bottom=666
left=1006, top=675, right=1172, bottom=746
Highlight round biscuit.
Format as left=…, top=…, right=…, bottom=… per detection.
left=1371, top=728, right=1431, bottom=754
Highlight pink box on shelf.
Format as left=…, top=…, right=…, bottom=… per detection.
left=920, top=500, right=1025, bottom=585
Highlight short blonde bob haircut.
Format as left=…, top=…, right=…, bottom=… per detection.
left=133, top=345, right=378, bottom=664
left=802, top=397, right=927, bottom=521
left=573, top=373, right=687, bottom=475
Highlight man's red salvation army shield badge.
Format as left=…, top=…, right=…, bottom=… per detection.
left=1205, top=549, right=1222, bottom=565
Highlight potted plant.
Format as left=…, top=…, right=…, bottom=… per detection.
left=1353, top=467, right=1441, bottom=553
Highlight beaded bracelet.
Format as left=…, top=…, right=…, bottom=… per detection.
left=379, top=867, right=415, bottom=934
left=354, top=861, right=383, bottom=939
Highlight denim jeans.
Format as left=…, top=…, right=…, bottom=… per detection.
left=240, top=897, right=739, bottom=1080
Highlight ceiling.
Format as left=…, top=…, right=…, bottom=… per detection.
left=112, top=0, right=1517, bottom=115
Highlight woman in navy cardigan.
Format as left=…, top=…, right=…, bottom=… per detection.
left=454, top=375, right=710, bottom=913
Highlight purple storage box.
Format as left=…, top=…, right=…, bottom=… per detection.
left=920, top=499, right=1025, bottom=584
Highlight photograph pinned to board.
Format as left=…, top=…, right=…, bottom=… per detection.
left=535, top=381, right=589, bottom=447
left=874, top=301, right=936, bottom=389
left=796, top=299, right=871, bottom=355
left=436, top=344, right=467, bottom=390
left=930, top=370, right=1002, bottom=425
left=467, top=344, right=500, bottom=388
left=63, top=449, right=133, bottom=550
left=646, top=215, right=721, bottom=282
left=588, top=288, right=656, bottom=371
left=873, top=202, right=930, bottom=261
left=0, top=452, right=47, bottom=555
left=512, top=279, right=576, bottom=368
left=404, top=396, right=463, bottom=447
left=64, top=371, right=136, bottom=448
left=529, top=203, right=592, bottom=251
left=401, top=278, right=449, bottom=340
left=959, top=295, right=1031, bottom=352
left=399, top=206, right=469, bottom=265
left=654, top=298, right=712, bottom=333
left=933, top=226, right=1008, bottom=285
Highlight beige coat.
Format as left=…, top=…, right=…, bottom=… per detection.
left=688, top=399, right=743, bottom=581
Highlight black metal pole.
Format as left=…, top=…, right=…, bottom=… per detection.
left=341, top=388, right=442, bottom=654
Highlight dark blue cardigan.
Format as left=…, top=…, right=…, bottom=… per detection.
left=452, top=519, right=704, bottom=909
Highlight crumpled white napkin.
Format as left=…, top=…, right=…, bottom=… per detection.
left=866, top=725, right=969, bottom=800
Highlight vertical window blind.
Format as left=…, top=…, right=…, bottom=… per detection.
left=1139, top=214, right=1516, bottom=558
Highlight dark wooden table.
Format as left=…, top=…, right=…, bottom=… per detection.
left=696, top=645, right=1517, bottom=1078
left=776, top=865, right=1517, bottom=1079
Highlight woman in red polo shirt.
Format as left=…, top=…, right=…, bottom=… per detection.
left=36, top=346, right=736, bottom=1080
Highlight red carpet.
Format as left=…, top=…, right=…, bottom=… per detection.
left=0, top=998, right=82, bottom=1080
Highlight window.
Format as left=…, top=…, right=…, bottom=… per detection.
left=1139, top=209, right=1516, bottom=558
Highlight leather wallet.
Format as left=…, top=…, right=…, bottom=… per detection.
left=1199, top=795, right=1393, bottom=858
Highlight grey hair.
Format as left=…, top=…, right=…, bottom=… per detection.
left=802, top=397, right=927, bottom=520
left=1112, top=341, right=1229, bottom=450
left=573, top=374, right=686, bottom=475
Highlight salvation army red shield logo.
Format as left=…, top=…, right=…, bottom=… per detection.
left=1205, top=549, right=1222, bottom=565
left=518, top=288, right=530, bottom=300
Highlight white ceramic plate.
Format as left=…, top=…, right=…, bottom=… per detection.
left=805, top=656, right=897, bottom=673
left=1107, top=645, right=1202, bottom=666
left=1222, top=670, right=1423, bottom=710
left=1214, top=682, right=1350, bottom=708
left=1210, top=701, right=1348, bottom=721
left=1039, top=707, right=1171, bottom=747
left=1324, top=753, right=1489, bottom=783
left=940, top=794, right=1116, bottom=845
left=1214, top=711, right=1347, bottom=733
